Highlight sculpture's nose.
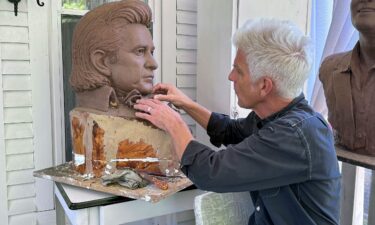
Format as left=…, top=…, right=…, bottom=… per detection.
left=146, top=53, right=158, bottom=71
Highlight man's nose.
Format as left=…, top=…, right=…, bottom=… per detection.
left=228, top=70, right=235, bottom=81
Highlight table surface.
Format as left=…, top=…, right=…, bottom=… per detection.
left=336, top=145, right=375, bottom=170
left=56, top=182, right=197, bottom=210
left=55, top=182, right=203, bottom=225
left=56, top=183, right=135, bottom=210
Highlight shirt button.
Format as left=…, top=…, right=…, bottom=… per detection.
left=357, top=133, right=364, bottom=138
left=256, top=206, right=260, bottom=211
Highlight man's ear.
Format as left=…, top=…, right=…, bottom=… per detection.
left=90, top=50, right=112, bottom=77
left=259, top=77, right=273, bottom=97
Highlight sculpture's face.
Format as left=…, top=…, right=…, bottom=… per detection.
left=351, top=0, right=375, bottom=33
left=110, top=24, right=158, bottom=95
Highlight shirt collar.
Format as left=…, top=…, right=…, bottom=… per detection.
left=256, top=93, right=306, bottom=128
left=337, top=42, right=360, bottom=73
left=337, top=42, right=375, bottom=73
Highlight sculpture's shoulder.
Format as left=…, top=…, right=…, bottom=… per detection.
left=320, top=51, right=352, bottom=74
left=319, top=50, right=352, bottom=83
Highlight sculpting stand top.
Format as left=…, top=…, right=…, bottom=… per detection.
left=336, top=145, right=375, bottom=170
left=55, top=182, right=204, bottom=225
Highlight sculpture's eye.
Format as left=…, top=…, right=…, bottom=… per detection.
left=151, top=50, right=154, bottom=56
left=135, top=48, right=146, bottom=56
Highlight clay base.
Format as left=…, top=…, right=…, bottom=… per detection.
left=70, top=108, right=180, bottom=178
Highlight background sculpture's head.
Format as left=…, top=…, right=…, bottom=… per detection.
left=351, top=0, right=375, bottom=34
left=70, top=0, right=158, bottom=96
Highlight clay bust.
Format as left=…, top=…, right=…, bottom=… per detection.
left=70, top=0, right=157, bottom=118
left=319, top=0, right=375, bottom=156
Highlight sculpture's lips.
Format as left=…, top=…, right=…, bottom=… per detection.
left=358, top=8, right=375, bottom=13
left=143, top=75, right=154, bottom=82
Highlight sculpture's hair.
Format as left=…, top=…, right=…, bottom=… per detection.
left=233, top=18, right=312, bottom=98
left=70, top=0, right=152, bottom=92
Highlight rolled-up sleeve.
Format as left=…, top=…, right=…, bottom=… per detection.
left=207, top=112, right=256, bottom=147
left=181, top=120, right=311, bottom=193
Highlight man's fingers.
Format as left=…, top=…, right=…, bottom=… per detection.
left=153, top=83, right=169, bottom=94
left=154, top=94, right=174, bottom=102
left=135, top=112, right=153, bottom=122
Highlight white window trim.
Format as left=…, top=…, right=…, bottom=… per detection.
left=28, top=0, right=54, bottom=211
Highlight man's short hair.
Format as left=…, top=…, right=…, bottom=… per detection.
left=233, top=18, right=312, bottom=99
left=70, top=0, right=152, bottom=92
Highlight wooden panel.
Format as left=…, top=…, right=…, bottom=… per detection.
left=4, top=123, right=33, bottom=139
left=36, top=210, right=56, bottom=225
left=9, top=213, right=37, bottom=225
left=177, top=64, right=196, bottom=75
left=177, top=50, right=197, bottom=63
left=0, top=0, right=27, bottom=12
left=3, top=107, right=33, bottom=123
left=177, top=11, right=197, bottom=25
left=177, top=75, right=196, bottom=87
left=3, top=91, right=32, bottom=107
left=8, top=198, right=36, bottom=216
left=7, top=169, right=35, bottom=185
left=176, top=209, right=195, bottom=223
left=0, top=42, right=9, bottom=224
left=177, top=36, right=197, bottom=50
left=161, top=0, right=177, bottom=84
left=0, top=12, right=28, bottom=26
left=177, top=0, right=197, bottom=12
left=5, top=139, right=33, bottom=155
left=6, top=153, right=34, bottom=171
left=2, top=75, right=31, bottom=91
left=8, top=183, right=36, bottom=200
left=0, top=26, right=29, bottom=43
left=181, top=88, right=196, bottom=101
left=1, top=43, right=29, bottom=60
left=2, top=61, right=31, bottom=75
left=177, top=24, right=197, bottom=36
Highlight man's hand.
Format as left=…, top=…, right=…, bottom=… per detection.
left=134, top=98, right=193, bottom=160
left=153, top=83, right=193, bottom=109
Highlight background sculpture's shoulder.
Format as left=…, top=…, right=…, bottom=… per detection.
left=319, top=51, right=352, bottom=82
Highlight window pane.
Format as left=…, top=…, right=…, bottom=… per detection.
left=62, top=15, right=81, bottom=161
left=62, top=0, right=87, bottom=10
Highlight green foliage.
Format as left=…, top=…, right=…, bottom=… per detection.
left=63, top=0, right=86, bottom=10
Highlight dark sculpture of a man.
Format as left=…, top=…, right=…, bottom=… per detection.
left=319, top=0, right=375, bottom=156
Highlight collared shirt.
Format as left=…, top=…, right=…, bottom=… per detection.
left=181, top=94, right=341, bottom=225
left=75, top=85, right=145, bottom=118
left=319, top=42, right=375, bottom=155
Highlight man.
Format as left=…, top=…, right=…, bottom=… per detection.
left=135, top=18, right=341, bottom=225
left=319, top=0, right=375, bottom=156
left=70, top=0, right=158, bottom=117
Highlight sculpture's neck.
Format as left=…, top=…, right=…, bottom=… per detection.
left=115, top=88, right=144, bottom=108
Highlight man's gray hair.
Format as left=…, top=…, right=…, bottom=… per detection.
left=233, top=18, right=312, bottom=99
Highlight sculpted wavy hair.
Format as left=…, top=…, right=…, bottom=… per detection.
left=233, top=18, right=312, bottom=99
left=70, top=0, right=152, bottom=92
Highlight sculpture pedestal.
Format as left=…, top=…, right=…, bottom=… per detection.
left=70, top=108, right=180, bottom=178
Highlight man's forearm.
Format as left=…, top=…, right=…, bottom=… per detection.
left=166, top=117, right=194, bottom=160
left=182, top=101, right=211, bottom=130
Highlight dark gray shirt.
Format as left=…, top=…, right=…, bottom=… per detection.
left=181, top=94, right=341, bottom=225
